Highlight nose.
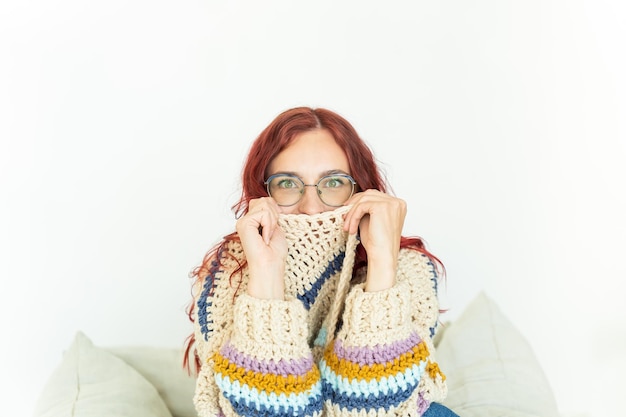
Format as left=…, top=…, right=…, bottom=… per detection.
left=296, top=185, right=326, bottom=214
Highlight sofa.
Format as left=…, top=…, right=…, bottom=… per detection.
left=33, top=292, right=561, bottom=417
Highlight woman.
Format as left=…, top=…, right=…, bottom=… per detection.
left=185, top=107, right=457, bottom=417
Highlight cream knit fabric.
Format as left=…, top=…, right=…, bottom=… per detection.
left=192, top=206, right=447, bottom=417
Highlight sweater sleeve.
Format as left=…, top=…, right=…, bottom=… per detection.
left=193, top=258, right=324, bottom=417
left=319, top=249, right=447, bottom=416
left=210, top=293, right=323, bottom=417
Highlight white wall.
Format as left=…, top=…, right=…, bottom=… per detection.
left=1, top=1, right=624, bottom=416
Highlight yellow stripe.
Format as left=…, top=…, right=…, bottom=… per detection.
left=212, top=352, right=321, bottom=395
left=426, top=360, right=446, bottom=381
left=323, top=341, right=430, bottom=382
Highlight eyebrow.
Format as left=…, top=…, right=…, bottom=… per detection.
left=269, top=169, right=351, bottom=178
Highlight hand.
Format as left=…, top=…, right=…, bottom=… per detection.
left=235, top=197, right=288, bottom=299
left=343, top=190, right=407, bottom=292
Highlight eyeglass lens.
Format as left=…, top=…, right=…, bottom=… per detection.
left=266, top=174, right=355, bottom=207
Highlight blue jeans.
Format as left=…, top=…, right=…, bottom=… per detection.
left=423, top=403, right=459, bottom=417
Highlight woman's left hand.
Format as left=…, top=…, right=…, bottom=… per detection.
left=343, top=190, right=407, bottom=292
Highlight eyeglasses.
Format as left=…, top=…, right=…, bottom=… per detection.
left=264, top=173, right=357, bottom=207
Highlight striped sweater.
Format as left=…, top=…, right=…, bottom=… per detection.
left=192, top=206, right=447, bottom=416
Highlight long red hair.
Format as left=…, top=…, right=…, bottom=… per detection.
left=183, top=107, right=445, bottom=372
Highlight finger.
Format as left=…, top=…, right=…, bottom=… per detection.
left=343, top=191, right=398, bottom=234
left=342, top=193, right=362, bottom=233
left=344, top=203, right=367, bottom=235
left=242, top=198, right=278, bottom=243
left=259, top=207, right=279, bottom=245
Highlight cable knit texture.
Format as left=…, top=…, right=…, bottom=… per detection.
left=192, top=206, right=447, bottom=417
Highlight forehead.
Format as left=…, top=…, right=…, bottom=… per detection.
left=267, top=129, right=350, bottom=178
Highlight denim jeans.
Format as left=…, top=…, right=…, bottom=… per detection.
left=423, top=402, right=460, bottom=417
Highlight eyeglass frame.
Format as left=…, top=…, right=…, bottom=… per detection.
left=263, top=172, right=357, bottom=207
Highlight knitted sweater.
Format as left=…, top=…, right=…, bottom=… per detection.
left=192, top=206, right=447, bottom=417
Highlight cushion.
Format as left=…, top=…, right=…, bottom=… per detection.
left=33, top=331, right=173, bottom=417
left=436, top=292, right=560, bottom=417
left=106, top=346, right=196, bottom=417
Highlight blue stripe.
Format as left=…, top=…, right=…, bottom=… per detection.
left=319, top=361, right=426, bottom=398
left=217, top=373, right=323, bottom=417
left=296, top=251, right=345, bottom=310
left=224, top=393, right=323, bottom=417
left=197, top=252, right=224, bottom=341
left=423, top=254, right=439, bottom=338
left=321, top=373, right=419, bottom=412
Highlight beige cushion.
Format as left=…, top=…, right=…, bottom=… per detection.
left=106, top=346, right=196, bottom=417
left=33, top=331, right=173, bottom=417
left=437, top=292, right=560, bottom=417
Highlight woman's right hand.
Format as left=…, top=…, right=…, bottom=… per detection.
left=235, top=197, right=288, bottom=300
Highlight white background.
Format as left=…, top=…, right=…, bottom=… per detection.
left=1, top=1, right=625, bottom=416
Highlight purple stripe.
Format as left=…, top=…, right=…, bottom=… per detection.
left=220, top=342, right=314, bottom=376
left=333, top=332, right=423, bottom=366
left=417, top=392, right=430, bottom=415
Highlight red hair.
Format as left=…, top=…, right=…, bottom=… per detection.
left=183, top=107, right=445, bottom=373
left=232, top=107, right=385, bottom=216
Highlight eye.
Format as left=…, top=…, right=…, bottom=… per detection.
left=269, top=175, right=302, bottom=191
left=276, top=178, right=298, bottom=189
left=320, top=176, right=346, bottom=189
